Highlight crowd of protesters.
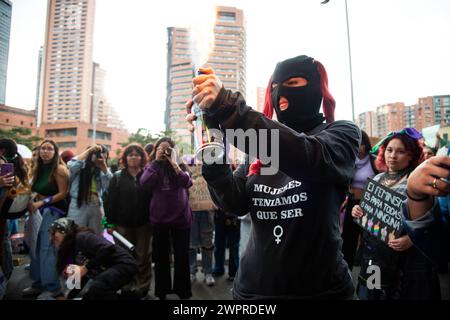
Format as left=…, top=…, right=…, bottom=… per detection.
left=1, top=55, right=450, bottom=301
left=0, top=137, right=244, bottom=300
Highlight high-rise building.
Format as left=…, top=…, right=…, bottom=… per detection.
left=413, top=96, right=434, bottom=132
left=210, top=7, right=246, bottom=96
left=91, top=62, right=125, bottom=130
left=358, top=94, right=450, bottom=138
left=356, top=111, right=376, bottom=138
left=165, top=27, right=193, bottom=145
left=0, top=0, right=12, bottom=104
left=256, top=87, right=265, bottom=113
left=39, top=0, right=128, bottom=155
left=404, top=105, right=415, bottom=129
left=35, top=46, right=44, bottom=125
left=375, top=102, right=405, bottom=138
left=41, top=0, right=96, bottom=124
left=433, top=95, right=450, bottom=127
left=91, top=62, right=106, bottom=126
left=166, top=6, right=246, bottom=148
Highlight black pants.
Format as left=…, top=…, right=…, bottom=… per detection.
left=213, top=210, right=240, bottom=277
left=341, top=197, right=362, bottom=270
left=83, top=263, right=138, bottom=300
left=152, top=225, right=191, bottom=299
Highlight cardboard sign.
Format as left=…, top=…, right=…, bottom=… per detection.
left=422, top=124, right=440, bottom=148
left=355, top=178, right=406, bottom=243
left=188, top=166, right=217, bottom=211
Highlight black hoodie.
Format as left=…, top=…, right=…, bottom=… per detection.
left=104, top=169, right=152, bottom=228
left=202, top=89, right=361, bottom=299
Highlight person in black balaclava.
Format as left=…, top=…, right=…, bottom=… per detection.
left=186, top=55, right=361, bottom=299
left=270, top=55, right=325, bottom=132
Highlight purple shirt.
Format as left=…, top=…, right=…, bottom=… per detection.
left=140, top=161, right=192, bottom=229
left=351, top=155, right=376, bottom=189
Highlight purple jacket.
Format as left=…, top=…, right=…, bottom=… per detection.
left=140, top=161, right=192, bottom=229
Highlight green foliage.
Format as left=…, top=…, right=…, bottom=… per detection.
left=0, top=127, right=42, bottom=149
left=113, top=128, right=192, bottom=162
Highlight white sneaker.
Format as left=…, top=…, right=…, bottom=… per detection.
left=190, top=273, right=197, bottom=283
left=36, top=291, right=59, bottom=300
left=205, top=274, right=215, bottom=286
left=22, top=286, right=42, bottom=297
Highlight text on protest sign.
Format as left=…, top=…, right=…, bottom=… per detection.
left=355, top=178, right=406, bottom=244
left=188, top=166, right=217, bottom=211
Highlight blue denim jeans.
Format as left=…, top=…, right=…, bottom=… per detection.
left=2, top=228, right=13, bottom=280
left=30, top=207, right=61, bottom=293
left=438, top=196, right=449, bottom=222
left=189, top=211, right=214, bottom=275
left=68, top=201, right=103, bottom=234
left=213, top=210, right=240, bottom=277
left=7, top=219, right=18, bottom=235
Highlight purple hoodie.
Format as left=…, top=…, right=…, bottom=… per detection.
left=140, top=161, right=192, bottom=229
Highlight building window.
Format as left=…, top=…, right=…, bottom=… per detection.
left=46, top=128, right=77, bottom=137
left=88, top=130, right=111, bottom=141
left=58, top=141, right=77, bottom=149
left=218, top=11, right=236, bottom=22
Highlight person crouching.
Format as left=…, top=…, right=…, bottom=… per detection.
left=49, top=218, right=138, bottom=300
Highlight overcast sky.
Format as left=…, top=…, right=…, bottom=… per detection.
left=6, top=0, right=450, bottom=133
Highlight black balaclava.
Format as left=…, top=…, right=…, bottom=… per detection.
left=271, top=55, right=324, bottom=133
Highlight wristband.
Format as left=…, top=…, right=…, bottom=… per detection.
left=43, top=196, right=53, bottom=205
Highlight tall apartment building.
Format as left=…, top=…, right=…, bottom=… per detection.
left=91, top=62, right=106, bottom=126
left=375, top=102, right=405, bottom=138
left=404, top=105, right=415, bottom=129
left=39, top=0, right=127, bottom=155
left=0, top=0, right=12, bottom=104
left=413, top=96, right=434, bottom=132
left=41, top=0, right=95, bottom=124
left=433, top=95, right=450, bottom=127
left=358, top=94, right=450, bottom=138
left=256, top=87, right=265, bottom=113
left=356, top=111, right=376, bottom=138
left=35, top=46, right=44, bottom=124
left=166, top=6, right=246, bottom=148
left=91, top=62, right=125, bottom=130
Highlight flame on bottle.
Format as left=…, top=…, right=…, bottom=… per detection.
left=188, top=3, right=217, bottom=70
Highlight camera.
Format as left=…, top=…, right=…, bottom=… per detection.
left=94, top=151, right=104, bottom=159
left=164, top=149, right=172, bottom=156
left=93, top=145, right=107, bottom=159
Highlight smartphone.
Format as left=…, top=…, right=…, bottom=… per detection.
left=0, top=163, right=14, bottom=176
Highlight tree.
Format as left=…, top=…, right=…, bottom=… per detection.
left=0, top=127, right=42, bottom=149
left=114, top=128, right=193, bottom=162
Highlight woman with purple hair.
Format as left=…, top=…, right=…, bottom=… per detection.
left=352, top=128, right=441, bottom=300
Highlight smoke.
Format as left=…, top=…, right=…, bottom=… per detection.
left=188, top=3, right=216, bottom=70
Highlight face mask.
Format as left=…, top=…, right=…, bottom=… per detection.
left=271, top=55, right=324, bottom=132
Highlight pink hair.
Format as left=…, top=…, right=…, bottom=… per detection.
left=262, top=77, right=274, bottom=119
left=315, top=60, right=335, bottom=123
left=247, top=78, right=275, bottom=176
